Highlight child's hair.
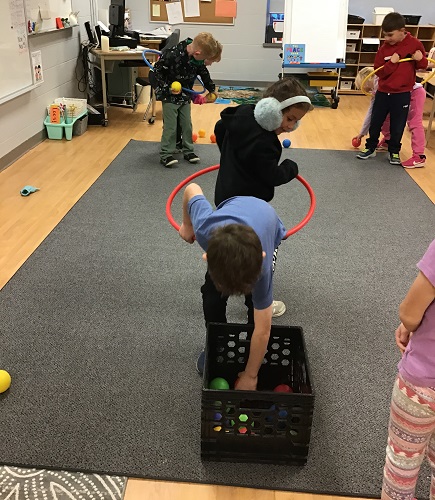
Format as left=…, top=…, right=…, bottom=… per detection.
left=263, top=77, right=313, bottom=113
left=207, top=224, right=263, bottom=296
left=355, top=66, right=374, bottom=90
left=193, top=32, right=221, bottom=60
left=382, top=12, right=405, bottom=32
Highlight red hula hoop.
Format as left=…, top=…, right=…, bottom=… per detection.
left=165, top=164, right=316, bottom=240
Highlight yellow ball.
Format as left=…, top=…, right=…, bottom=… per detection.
left=171, top=81, right=182, bottom=92
left=0, top=370, right=11, bottom=393
left=198, top=129, right=206, bottom=138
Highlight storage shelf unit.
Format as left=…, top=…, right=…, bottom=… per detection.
left=340, top=24, right=435, bottom=94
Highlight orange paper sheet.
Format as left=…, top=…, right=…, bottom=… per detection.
left=215, top=0, right=237, bottom=18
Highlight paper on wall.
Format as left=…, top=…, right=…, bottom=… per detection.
left=215, top=0, right=236, bottom=18
left=165, top=1, right=183, bottom=24
left=183, top=0, right=200, bottom=17
left=152, top=3, right=160, bottom=16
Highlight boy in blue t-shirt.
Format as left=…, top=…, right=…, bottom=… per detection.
left=179, top=183, right=286, bottom=391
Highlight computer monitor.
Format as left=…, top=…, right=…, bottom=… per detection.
left=109, top=0, right=125, bottom=37
left=84, top=21, right=97, bottom=46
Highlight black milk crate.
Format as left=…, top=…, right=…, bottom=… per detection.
left=201, top=323, right=314, bottom=465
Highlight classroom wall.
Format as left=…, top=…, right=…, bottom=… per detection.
left=0, top=0, right=91, bottom=166
left=265, top=0, right=435, bottom=25
left=120, top=0, right=283, bottom=83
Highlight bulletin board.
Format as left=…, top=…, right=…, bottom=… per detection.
left=150, top=0, right=234, bottom=25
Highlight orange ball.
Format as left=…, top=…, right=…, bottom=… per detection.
left=198, top=129, right=206, bottom=138
left=210, top=133, right=216, bottom=143
left=192, top=133, right=198, bottom=142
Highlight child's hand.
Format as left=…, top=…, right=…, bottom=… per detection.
left=192, top=94, right=207, bottom=105
left=179, top=223, right=195, bottom=243
left=235, top=371, right=257, bottom=391
left=395, top=322, right=412, bottom=354
left=390, top=53, right=400, bottom=64
left=412, top=50, right=423, bottom=61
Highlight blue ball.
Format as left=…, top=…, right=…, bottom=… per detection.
left=282, top=139, right=291, bottom=148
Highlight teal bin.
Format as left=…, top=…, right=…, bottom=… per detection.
left=44, top=110, right=87, bottom=141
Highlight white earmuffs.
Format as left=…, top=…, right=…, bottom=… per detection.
left=254, top=95, right=311, bottom=132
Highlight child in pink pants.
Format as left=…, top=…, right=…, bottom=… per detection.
left=354, top=69, right=427, bottom=168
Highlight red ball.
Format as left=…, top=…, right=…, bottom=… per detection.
left=192, top=133, right=198, bottom=143
left=210, top=133, right=216, bottom=143
left=352, top=137, right=361, bottom=148
left=273, top=384, right=293, bottom=393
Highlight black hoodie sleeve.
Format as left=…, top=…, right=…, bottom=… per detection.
left=250, top=137, right=299, bottom=186
left=214, top=119, right=225, bottom=152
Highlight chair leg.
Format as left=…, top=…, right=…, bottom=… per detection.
left=143, top=89, right=157, bottom=124
left=133, top=85, right=143, bottom=112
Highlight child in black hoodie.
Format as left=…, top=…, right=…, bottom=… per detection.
left=214, top=77, right=312, bottom=206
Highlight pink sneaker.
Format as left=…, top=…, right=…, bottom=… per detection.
left=376, top=139, right=388, bottom=151
left=402, top=155, right=426, bottom=169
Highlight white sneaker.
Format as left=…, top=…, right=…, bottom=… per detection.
left=272, top=300, right=286, bottom=317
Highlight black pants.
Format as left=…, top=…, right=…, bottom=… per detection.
left=365, top=91, right=410, bottom=154
left=201, top=271, right=254, bottom=327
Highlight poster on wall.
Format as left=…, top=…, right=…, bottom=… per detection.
left=31, top=50, right=44, bottom=83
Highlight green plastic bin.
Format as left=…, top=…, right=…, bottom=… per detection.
left=44, top=110, right=88, bottom=141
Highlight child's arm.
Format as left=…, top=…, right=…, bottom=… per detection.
left=358, top=94, right=376, bottom=138
left=196, top=65, right=216, bottom=95
left=252, top=140, right=298, bottom=186
left=153, top=50, right=177, bottom=99
left=399, top=271, right=435, bottom=332
left=412, top=40, right=428, bottom=70
left=236, top=306, right=272, bottom=391
left=179, top=183, right=204, bottom=243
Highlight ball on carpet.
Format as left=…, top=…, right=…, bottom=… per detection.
left=0, top=370, right=11, bottom=393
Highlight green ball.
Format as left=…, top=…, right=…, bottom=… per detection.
left=209, top=377, right=230, bottom=390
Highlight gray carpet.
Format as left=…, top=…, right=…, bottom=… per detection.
left=0, top=141, right=433, bottom=497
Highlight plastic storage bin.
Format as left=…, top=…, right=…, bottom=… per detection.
left=403, top=15, right=421, bottom=25
left=347, top=29, right=361, bottom=39
left=307, top=71, right=339, bottom=87
left=201, top=323, right=314, bottom=465
left=373, top=7, right=394, bottom=25
left=44, top=110, right=88, bottom=140
left=346, top=42, right=357, bottom=52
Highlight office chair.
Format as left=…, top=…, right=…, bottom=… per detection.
left=135, top=29, right=181, bottom=123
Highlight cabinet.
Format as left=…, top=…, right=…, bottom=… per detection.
left=340, top=24, right=435, bottom=94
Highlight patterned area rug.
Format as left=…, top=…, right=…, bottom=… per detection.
left=216, top=86, right=263, bottom=104
left=0, top=467, right=126, bottom=500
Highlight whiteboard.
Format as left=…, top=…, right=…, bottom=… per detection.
left=283, top=0, right=349, bottom=64
left=0, top=0, right=34, bottom=104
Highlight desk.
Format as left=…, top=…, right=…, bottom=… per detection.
left=92, top=40, right=161, bottom=126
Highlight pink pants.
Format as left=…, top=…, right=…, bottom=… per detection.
left=381, top=374, right=435, bottom=500
left=382, top=86, right=426, bottom=156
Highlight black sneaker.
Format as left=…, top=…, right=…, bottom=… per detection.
left=160, top=156, right=178, bottom=168
left=184, top=153, right=200, bottom=164
left=389, top=153, right=402, bottom=165
left=356, top=148, right=376, bottom=160
left=196, top=350, right=205, bottom=375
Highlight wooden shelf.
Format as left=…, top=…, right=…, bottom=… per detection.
left=340, top=23, right=435, bottom=93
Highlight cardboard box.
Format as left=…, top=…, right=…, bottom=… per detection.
left=373, top=7, right=394, bottom=25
